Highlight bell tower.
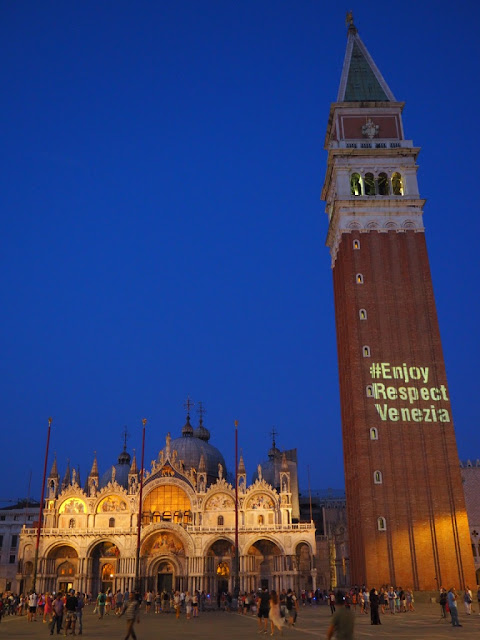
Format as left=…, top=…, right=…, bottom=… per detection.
left=321, top=17, right=475, bottom=590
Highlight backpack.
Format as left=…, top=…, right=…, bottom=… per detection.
left=286, top=595, right=293, bottom=609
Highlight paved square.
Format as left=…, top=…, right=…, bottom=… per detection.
left=1, top=602, right=480, bottom=639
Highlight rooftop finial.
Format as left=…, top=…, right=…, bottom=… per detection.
left=122, top=426, right=129, bottom=451
left=184, top=395, right=194, bottom=418
left=345, top=10, right=357, bottom=34
left=270, top=426, right=278, bottom=449
left=197, top=401, right=206, bottom=425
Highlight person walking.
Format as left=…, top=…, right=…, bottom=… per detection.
left=49, top=593, right=64, bottom=636
left=120, top=592, right=140, bottom=640
left=328, top=591, right=335, bottom=614
left=96, top=590, right=106, bottom=619
left=464, top=586, right=473, bottom=615
left=173, top=591, right=181, bottom=619
left=185, top=591, right=192, bottom=619
left=439, top=588, right=448, bottom=618
left=327, top=591, right=354, bottom=640
left=269, top=590, right=283, bottom=636
left=76, top=592, right=84, bottom=635
left=256, top=586, right=270, bottom=634
left=286, top=589, right=298, bottom=627
left=64, top=589, right=78, bottom=636
left=369, top=588, right=381, bottom=625
left=447, top=587, right=462, bottom=627
left=44, top=592, right=53, bottom=623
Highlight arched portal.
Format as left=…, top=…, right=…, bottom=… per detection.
left=295, top=542, right=313, bottom=591
left=46, top=545, right=79, bottom=594
left=142, top=531, right=187, bottom=593
left=246, top=539, right=283, bottom=592
left=89, top=541, right=120, bottom=595
left=156, top=560, right=174, bottom=594
left=205, top=538, right=234, bottom=601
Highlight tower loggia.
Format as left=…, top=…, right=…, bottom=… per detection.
left=321, top=20, right=475, bottom=590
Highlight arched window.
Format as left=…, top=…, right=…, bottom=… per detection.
left=363, top=346, right=371, bottom=357
left=356, top=273, right=364, bottom=284
left=364, top=172, right=376, bottom=196
left=350, top=173, right=363, bottom=196
left=109, top=517, right=115, bottom=528
left=359, top=308, right=367, bottom=320
left=472, top=544, right=477, bottom=558
left=173, top=510, right=182, bottom=523
left=353, top=239, right=360, bottom=250
left=68, top=518, right=75, bottom=529
left=142, top=512, right=151, bottom=525
left=258, top=515, right=264, bottom=525
left=377, top=172, right=390, bottom=195
left=162, top=511, right=172, bottom=522
left=374, top=471, right=383, bottom=484
left=152, top=511, right=162, bottom=523
left=370, top=427, right=378, bottom=440
left=392, top=172, right=404, bottom=195
left=217, top=515, right=224, bottom=526
left=377, top=517, right=387, bottom=531
left=366, top=385, right=373, bottom=397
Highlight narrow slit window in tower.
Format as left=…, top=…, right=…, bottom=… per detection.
left=363, top=346, right=371, bottom=357
left=359, top=308, right=367, bottom=320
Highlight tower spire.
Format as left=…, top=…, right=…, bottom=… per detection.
left=337, top=21, right=395, bottom=102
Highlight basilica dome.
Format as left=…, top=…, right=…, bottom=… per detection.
left=99, top=447, right=131, bottom=489
left=158, top=415, right=226, bottom=480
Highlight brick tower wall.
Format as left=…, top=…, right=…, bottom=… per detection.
left=332, top=229, right=475, bottom=590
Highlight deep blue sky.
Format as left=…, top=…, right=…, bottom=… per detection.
left=1, top=1, right=478, bottom=501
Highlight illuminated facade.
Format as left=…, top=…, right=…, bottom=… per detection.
left=321, top=20, right=475, bottom=590
left=17, top=416, right=316, bottom=595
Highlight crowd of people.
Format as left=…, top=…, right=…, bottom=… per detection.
left=1, top=582, right=478, bottom=638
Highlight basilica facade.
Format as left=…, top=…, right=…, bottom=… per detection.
left=17, top=415, right=316, bottom=596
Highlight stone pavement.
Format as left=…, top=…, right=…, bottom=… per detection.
left=1, top=602, right=480, bottom=639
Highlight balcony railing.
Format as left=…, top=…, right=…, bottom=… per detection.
left=331, top=139, right=413, bottom=150
left=21, top=521, right=316, bottom=537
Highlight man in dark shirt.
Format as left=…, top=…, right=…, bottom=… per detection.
left=256, top=587, right=270, bottom=634
left=64, top=589, right=78, bottom=636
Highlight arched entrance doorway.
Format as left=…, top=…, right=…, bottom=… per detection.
left=295, top=542, right=313, bottom=591
left=205, top=538, right=234, bottom=601
left=247, top=539, right=282, bottom=591
left=89, top=542, right=120, bottom=595
left=142, top=531, right=186, bottom=592
left=46, top=545, right=79, bottom=594
left=156, top=560, right=174, bottom=593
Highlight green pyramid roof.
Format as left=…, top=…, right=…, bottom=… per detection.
left=337, top=27, right=395, bottom=103
left=344, top=42, right=389, bottom=101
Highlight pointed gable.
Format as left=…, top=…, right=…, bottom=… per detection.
left=337, top=27, right=395, bottom=103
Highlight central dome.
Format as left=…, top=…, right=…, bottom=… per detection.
left=158, top=416, right=226, bottom=480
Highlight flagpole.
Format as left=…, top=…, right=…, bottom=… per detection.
left=32, top=417, right=52, bottom=592
left=135, top=418, right=147, bottom=594
left=234, top=420, right=240, bottom=600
